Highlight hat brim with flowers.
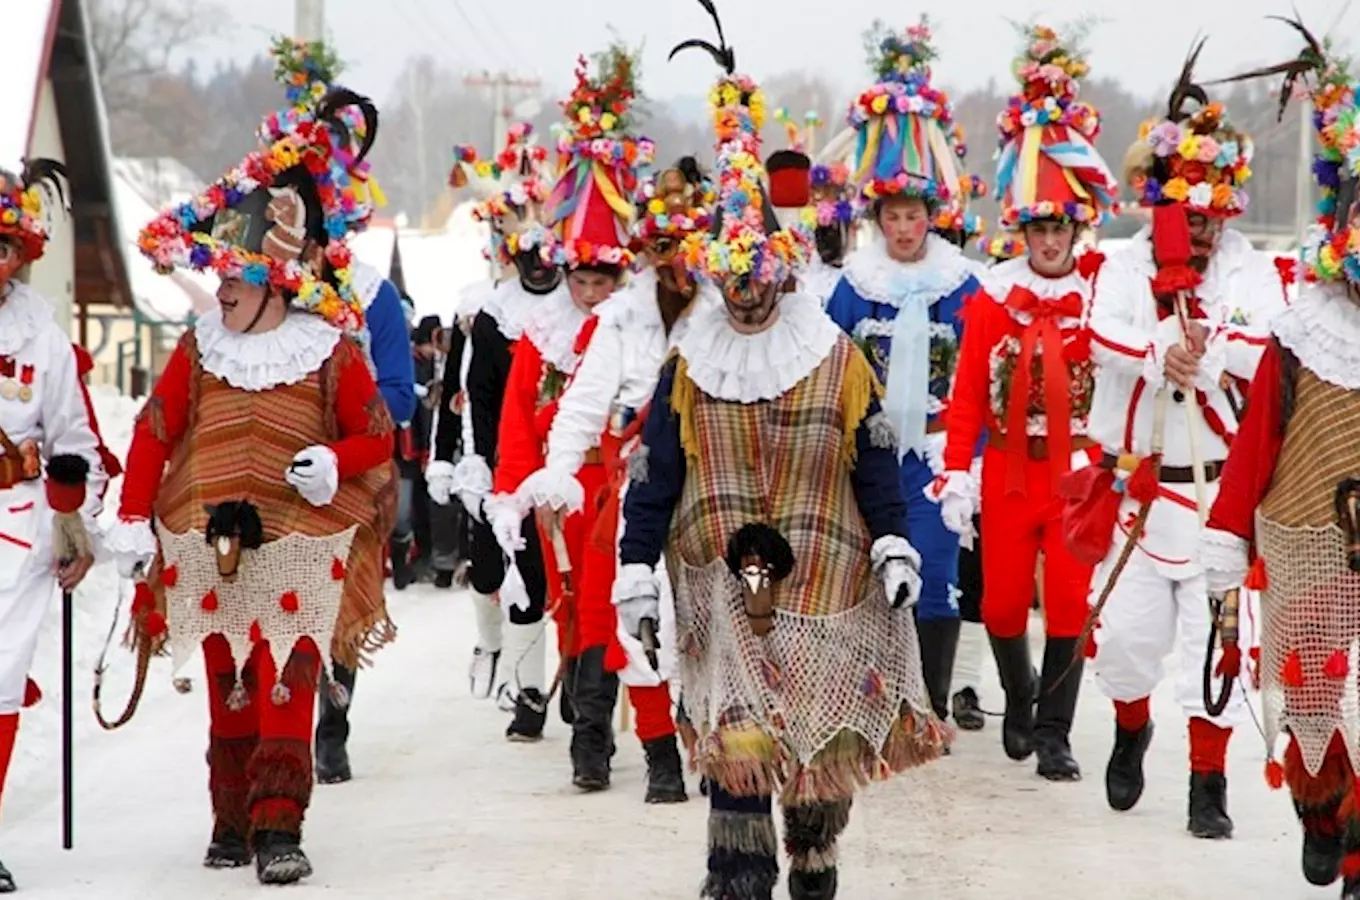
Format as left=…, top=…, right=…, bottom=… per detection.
left=671, top=1, right=811, bottom=291
left=0, top=159, right=68, bottom=265
left=994, top=23, right=1120, bottom=230
left=137, top=82, right=379, bottom=341
left=1124, top=40, right=1253, bottom=219
left=451, top=123, right=554, bottom=269
left=849, top=17, right=965, bottom=215
left=637, top=158, right=715, bottom=246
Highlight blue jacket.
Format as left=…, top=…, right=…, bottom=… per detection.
left=365, top=278, right=417, bottom=425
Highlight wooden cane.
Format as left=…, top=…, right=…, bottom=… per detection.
left=1174, top=292, right=1209, bottom=525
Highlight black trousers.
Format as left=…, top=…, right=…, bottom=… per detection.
left=957, top=514, right=983, bottom=624
left=467, top=513, right=548, bottom=625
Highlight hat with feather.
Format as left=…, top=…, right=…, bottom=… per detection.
left=672, top=0, right=811, bottom=290
left=0, top=159, right=68, bottom=265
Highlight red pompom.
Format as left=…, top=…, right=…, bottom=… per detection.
left=279, top=591, right=300, bottom=613
left=249, top=620, right=263, bottom=644
left=1126, top=455, right=1160, bottom=506
left=1244, top=557, right=1268, bottom=591
left=1265, top=758, right=1285, bottom=790
left=331, top=558, right=346, bottom=581
left=200, top=590, right=218, bottom=613
left=161, top=565, right=179, bottom=589
left=23, top=678, right=42, bottom=708
left=145, top=611, right=167, bottom=638
left=131, top=582, right=154, bottom=615
left=1215, top=643, right=1241, bottom=678
left=1325, top=650, right=1350, bottom=680
left=1076, top=250, right=1106, bottom=281
left=1282, top=650, right=1306, bottom=688
left=1083, top=634, right=1098, bottom=659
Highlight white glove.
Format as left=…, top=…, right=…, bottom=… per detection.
left=426, top=460, right=456, bottom=506
left=486, top=496, right=525, bottom=555
left=871, top=535, right=923, bottom=610
left=284, top=445, right=340, bottom=506
left=108, top=518, right=157, bottom=579
left=924, top=470, right=977, bottom=537
left=613, top=563, right=660, bottom=639
left=457, top=489, right=486, bottom=522
left=450, top=455, right=493, bottom=523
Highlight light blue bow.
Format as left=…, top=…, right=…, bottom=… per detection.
left=882, top=269, right=954, bottom=460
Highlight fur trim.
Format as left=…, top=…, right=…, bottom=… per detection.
left=783, top=798, right=851, bottom=872
left=627, top=444, right=650, bottom=484
left=247, top=737, right=313, bottom=837
left=865, top=411, right=897, bottom=451
left=702, top=810, right=780, bottom=900
left=209, top=735, right=258, bottom=840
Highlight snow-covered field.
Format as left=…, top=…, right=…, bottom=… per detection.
left=1, top=387, right=1319, bottom=898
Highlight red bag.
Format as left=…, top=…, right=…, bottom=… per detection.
left=1058, top=465, right=1123, bottom=566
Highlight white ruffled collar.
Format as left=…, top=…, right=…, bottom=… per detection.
left=482, top=278, right=541, bottom=341
left=799, top=257, right=846, bottom=303
left=595, top=268, right=662, bottom=331
left=455, top=278, right=498, bottom=326
left=0, top=282, right=51, bottom=356
left=195, top=308, right=343, bottom=392
left=1274, top=281, right=1360, bottom=391
left=984, top=256, right=1092, bottom=327
left=521, top=284, right=588, bottom=373
left=844, top=233, right=972, bottom=308
left=677, top=290, right=841, bottom=403
left=351, top=260, right=384, bottom=309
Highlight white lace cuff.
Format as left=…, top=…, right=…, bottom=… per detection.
left=1195, top=334, right=1229, bottom=393
left=613, top=562, right=657, bottom=604
left=517, top=466, right=586, bottom=514
left=483, top=491, right=528, bottom=522
left=924, top=469, right=977, bottom=505
left=1142, top=334, right=1171, bottom=393
left=1200, top=527, right=1250, bottom=594
left=108, top=518, right=157, bottom=559
left=449, top=454, right=493, bottom=496
left=426, top=459, right=455, bottom=482
left=870, top=535, right=920, bottom=573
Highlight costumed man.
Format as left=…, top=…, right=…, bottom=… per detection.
left=484, top=43, right=649, bottom=791
left=112, top=85, right=396, bottom=884
left=0, top=161, right=112, bottom=895
left=619, top=9, right=942, bottom=896
left=516, top=157, right=713, bottom=803
left=426, top=123, right=556, bottom=730
left=1200, top=23, right=1360, bottom=893
left=932, top=24, right=1120, bottom=778
left=824, top=18, right=981, bottom=732
left=255, top=39, right=415, bottom=787
left=1083, top=45, right=1287, bottom=837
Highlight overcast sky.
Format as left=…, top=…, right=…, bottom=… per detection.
left=197, top=0, right=1358, bottom=106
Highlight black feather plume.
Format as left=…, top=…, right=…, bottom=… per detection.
left=20, top=157, right=69, bottom=214
left=46, top=454, right=89, bottom=486
left=317, top=88, right=379, bottom=164
left=669, top=0, right=736, bottom=74
left=1167, top=37, right=1209, bottom=122
left=677, top=155, right=704, bottom=186
left=1207, top=14, right=1328, bottom=122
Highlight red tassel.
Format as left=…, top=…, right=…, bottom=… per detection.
left=1325, top=650, right=1350, bottom=680
left=145, top=611, right=167, bottom=638
left=1282, top=650, right=1306, bottom=688
left=603, top=639, right=628, bottom=673
left=200, top=590, right=218, bottom=612
left=161, top=565, right=179, bottom=589
left=1275, top=256, right=1297, bottom=287
left=249, top=620, right=263, bottom=644
left=1215, top=643, right=1241, bottom=678
left=131, top=582, right=154, bottom=615
left=1265, top=758, right=1285, bottom=790
left=331, top=558, right=346, bottom=580
left=1244, top=557, right=1268, bottom=591
left=1083, top=633, right=1098, bottom=658
left=23, top=678, right=42, bottom=708
left=1152, top=203, right=1194, bottom=267
left=1126, top=455, right=1159, bottom=505
left=279, top=591, right=300, bottom=613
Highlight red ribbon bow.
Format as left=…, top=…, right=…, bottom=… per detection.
left=1002, top=287, right=1085, bottom=495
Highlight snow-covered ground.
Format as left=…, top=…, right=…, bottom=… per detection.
left=2, top=388, right=1317, bottom=898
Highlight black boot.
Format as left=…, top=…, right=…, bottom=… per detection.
left=0, top=858, right=14, bottom=893
left=204, top=831, right=252, bottom=868
left=988, top=634, right=1036, bottom=761
left=1296, top=797, right=1344, bottom=886
left=951, top=687, right=985, bottom=731
left=506, top=688, right=548, bottom=743
left=789, top=869, right=838, bottom=900
left=390, top=537, right=414, bottom=590
left=253, top=830, right=313, bottom=885
left=1345, top=877, right=1360, bottom=900
left=1033, top=638, right=1082, bottom=781
left=569, top=646, right=617, bottom=791
left=916, top=617, right=960, bottom=723
left=643, top=734, right=688, bottom=803
left=1105, top=721, right=1154, bottom=811
left=434, top=569, right=455, bottom=589
left=1187, top=771, right=1234, bottom=839
left=314, top=664, right=355, bottom=784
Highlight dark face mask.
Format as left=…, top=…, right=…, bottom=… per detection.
left=515, top=249, right=561, bottom=295
left=814, top=225, right=846, bottom=266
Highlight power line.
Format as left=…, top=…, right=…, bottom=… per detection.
left=462, top=4, right=520, bottom=66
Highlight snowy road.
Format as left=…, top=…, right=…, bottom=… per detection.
left=1, top=578, right=1324, bottom=900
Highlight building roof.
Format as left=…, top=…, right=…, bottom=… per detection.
left=113, top=163, right=216, bottom=320
left=1, top=0, right=56, bottom=170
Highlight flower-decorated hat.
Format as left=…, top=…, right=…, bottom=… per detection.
left=848, top=17, right=965, bottom=214
left=635, top=157, right=714, bottom=248
left=450, top=122, right=554, bottom=270
left=934, top=115, right=988, bottom=242
left=1124, top=40, right=1253, bottom=218
left=542, top=43, right=653, bottom=269
left=994, top=23, right=1119, bottom=229
left=671, top=0, right=811, bottom=289
left=138, top=70, right=379, bottom=339
left=0, top=159, right=68, bottom=264
left=978, top=232, right=1027, bottom=262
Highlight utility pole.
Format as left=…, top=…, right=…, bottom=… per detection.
left=1295, top=97, right=1312, bottom=248
left=294, top=0, right=324, bottom=42
left=463, top=71, right=543, bottom=155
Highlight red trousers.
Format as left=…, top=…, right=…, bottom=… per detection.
left=203, top=633, right=319, bottom=839
left=0, top=711, right=15, bottom=818
left=979, top=446, right=1094, bottom=640
left=539, top=462, right=675, bottom=743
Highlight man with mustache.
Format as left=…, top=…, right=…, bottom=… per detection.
left=427, top=123, right=557, bottom=740
left=1085, top=51, right=1287, bottom=838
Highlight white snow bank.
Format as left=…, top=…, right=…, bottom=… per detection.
left=400, top=201, right=490, bottom=325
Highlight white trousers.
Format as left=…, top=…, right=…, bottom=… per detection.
left=0, top=483, right=55, bottom=714
left=1091, top=547, right=1251, bottom=729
